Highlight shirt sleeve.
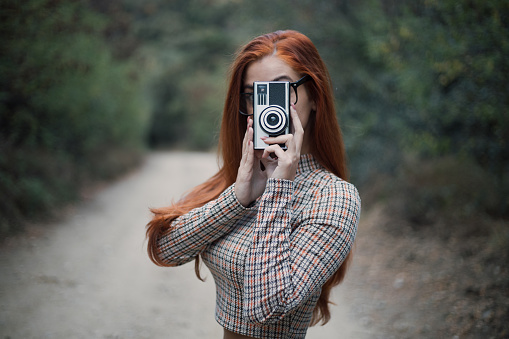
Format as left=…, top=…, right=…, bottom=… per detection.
left=156, top=184, right=249, bottom=266
left=243, top=177, right=361, bottom=324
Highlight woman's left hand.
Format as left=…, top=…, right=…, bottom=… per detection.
left=260, top=104, right=304, bottom=181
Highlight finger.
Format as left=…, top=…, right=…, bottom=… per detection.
left=248, top=117, right=254, bottom=141
left=245, top=140, right=254, bottom=172
left=242, top=118, right=249, bottom=146
left=261, top=144, right=284, bottom=160
left=241, top=117, right=252, bottom=164
left=289, top=103, right=304, bottom=153
left=245, top=126, right=254, bottom=167
left=262, top=134, right=293, bottom=146
left=263, top=134, right=298, bottom=158
left=290, top=103, right=304, bottom=137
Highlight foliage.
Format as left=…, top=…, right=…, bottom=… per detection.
left=0, top=0, right=149, bottom=233
left=363, top=0, right=509, bottom=179
left=1, top=0, right=507, bottom=233
left=390, top=155, right=502, bottom=227
left=359, top=0, right=509, bottom=219
left=127, top=0, right=238, bottom=149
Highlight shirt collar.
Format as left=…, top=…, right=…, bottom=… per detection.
left=297, top=154, right=322, bottom=174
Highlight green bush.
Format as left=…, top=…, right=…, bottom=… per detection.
left=2, top=0, right=507, bottom=236
left=363, top=0, right=509, bottom=180
left=386, top=155, right=506, bottom=235
left=0, top=0, right=149, bottom=234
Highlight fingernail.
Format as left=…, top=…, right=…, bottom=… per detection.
left=260, top=136, right=267, bottom=140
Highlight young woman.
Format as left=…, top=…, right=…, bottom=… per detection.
left=146, top=30, right=361, bottom=339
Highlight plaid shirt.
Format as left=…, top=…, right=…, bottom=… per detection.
left=157, top=154, right=361, bottom=338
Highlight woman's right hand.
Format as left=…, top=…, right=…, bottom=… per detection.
left=234, top=117, right=267, bottom=207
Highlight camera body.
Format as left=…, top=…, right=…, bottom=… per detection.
left=252, top=81, right=291, bottom=150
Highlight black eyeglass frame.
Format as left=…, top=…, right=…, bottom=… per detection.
left=239, top=74, right=312, bottom=116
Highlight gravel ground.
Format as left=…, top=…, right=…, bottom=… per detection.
left=0, top=152, right=373, bottom=339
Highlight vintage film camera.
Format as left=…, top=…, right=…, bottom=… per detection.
left=252, top=81, right=291, bottom=150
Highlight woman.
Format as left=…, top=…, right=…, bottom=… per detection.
left=146, top=30, right=361, bottom=339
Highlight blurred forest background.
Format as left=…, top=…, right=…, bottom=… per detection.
left=3, top=0, right=508, bottom=232
left=1, top=0, right=508, bottom=336
left=2, top=0, right=508, bottom=237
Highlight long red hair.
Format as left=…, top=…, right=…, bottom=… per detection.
left=146, top=30, right=352, bottom=326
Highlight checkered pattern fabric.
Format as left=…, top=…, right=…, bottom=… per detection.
left=157, top=154, right=361, bottom=338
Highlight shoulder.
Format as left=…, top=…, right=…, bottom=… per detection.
left=298, top=165, right=357, bottom=191
left=297, top=167, right=360, bottom=206
left=321, top=171, right=360, bottom=204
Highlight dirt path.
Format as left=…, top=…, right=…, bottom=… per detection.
left=0, top=152, right=374, bottom=339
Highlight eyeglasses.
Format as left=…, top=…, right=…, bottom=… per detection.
left=239, top=74, right=312, bottom=116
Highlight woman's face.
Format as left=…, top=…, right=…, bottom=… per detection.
left=243, top=55, right=316, bottom=152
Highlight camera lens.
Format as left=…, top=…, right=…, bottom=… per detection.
left=267, top=113, right=280, bottom=127
left=259, top=106, right=287, bottom=135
